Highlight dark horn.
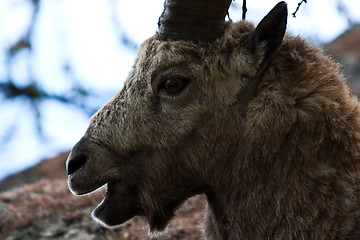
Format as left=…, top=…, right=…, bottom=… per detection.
left=158, top=0, right=232, bottom=42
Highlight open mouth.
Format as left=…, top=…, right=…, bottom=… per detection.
left=66, top=145, right=150, bottom=227
left=68, top=170, right=142, bottom=227
left=91, top=180, right=142, bottom=227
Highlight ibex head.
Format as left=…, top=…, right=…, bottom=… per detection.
left=67, top=0, right=287, bottom=231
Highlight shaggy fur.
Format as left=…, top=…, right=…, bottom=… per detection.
left=67, top=4, right=360, bottom=240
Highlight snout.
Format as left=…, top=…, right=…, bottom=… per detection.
left=66, top=150, right=101, bottom=195
left=66, top=138, right=123, bottom=195
left=66, top=153, right=87, bottom=175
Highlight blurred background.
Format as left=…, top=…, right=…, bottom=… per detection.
left=1, top=0, right=360, bottom=180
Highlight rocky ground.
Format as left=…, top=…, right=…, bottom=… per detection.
left=0, top=153, right=206, bottom=240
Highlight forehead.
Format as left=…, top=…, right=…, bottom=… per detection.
left=135, top=35, right=212, bottom=74
left=132, top=21, right=254, bottom=77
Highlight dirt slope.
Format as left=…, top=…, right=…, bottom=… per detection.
left=0, top=153, right=206, bottom=239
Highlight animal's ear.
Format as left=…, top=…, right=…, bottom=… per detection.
left=250, top=1, right=287, bottom=63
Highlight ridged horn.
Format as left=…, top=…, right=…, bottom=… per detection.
left=158, top=0, right=232, bottom=42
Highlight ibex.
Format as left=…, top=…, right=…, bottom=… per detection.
left=66, top=1, right=360, bottom=239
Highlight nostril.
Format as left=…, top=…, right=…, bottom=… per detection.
left=67, top=154, right=87, bottom=175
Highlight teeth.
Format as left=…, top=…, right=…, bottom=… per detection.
left=106, top=180, right=122, bottom=195
left=105, top=184, right=110, bottom=195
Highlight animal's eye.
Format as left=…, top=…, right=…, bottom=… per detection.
left=160, top=74, right=189, bottom=95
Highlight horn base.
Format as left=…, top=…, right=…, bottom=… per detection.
left=158, top=0, right=232, bottom=42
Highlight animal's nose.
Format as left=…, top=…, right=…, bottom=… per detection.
left=67, top=153, right=87, bottom=175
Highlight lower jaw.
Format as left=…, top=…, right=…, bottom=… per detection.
left=91, top=181, right=142, bottom=227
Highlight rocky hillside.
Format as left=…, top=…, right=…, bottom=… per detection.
left=0, top=152, right=69, bottom=193
left=324, top=24, right=360, bottom=94
left=0, top=153, right=206, bottom=239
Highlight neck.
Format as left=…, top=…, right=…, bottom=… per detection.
left=203, top=114, right=360, bottom=239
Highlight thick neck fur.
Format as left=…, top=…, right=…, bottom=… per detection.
left=203, top=36, right=360, bottom=239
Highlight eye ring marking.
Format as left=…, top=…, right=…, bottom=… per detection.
left=159, top=73, right=190, bottom=95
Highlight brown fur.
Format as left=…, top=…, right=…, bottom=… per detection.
left=66, top=11, right=360, bottom=240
